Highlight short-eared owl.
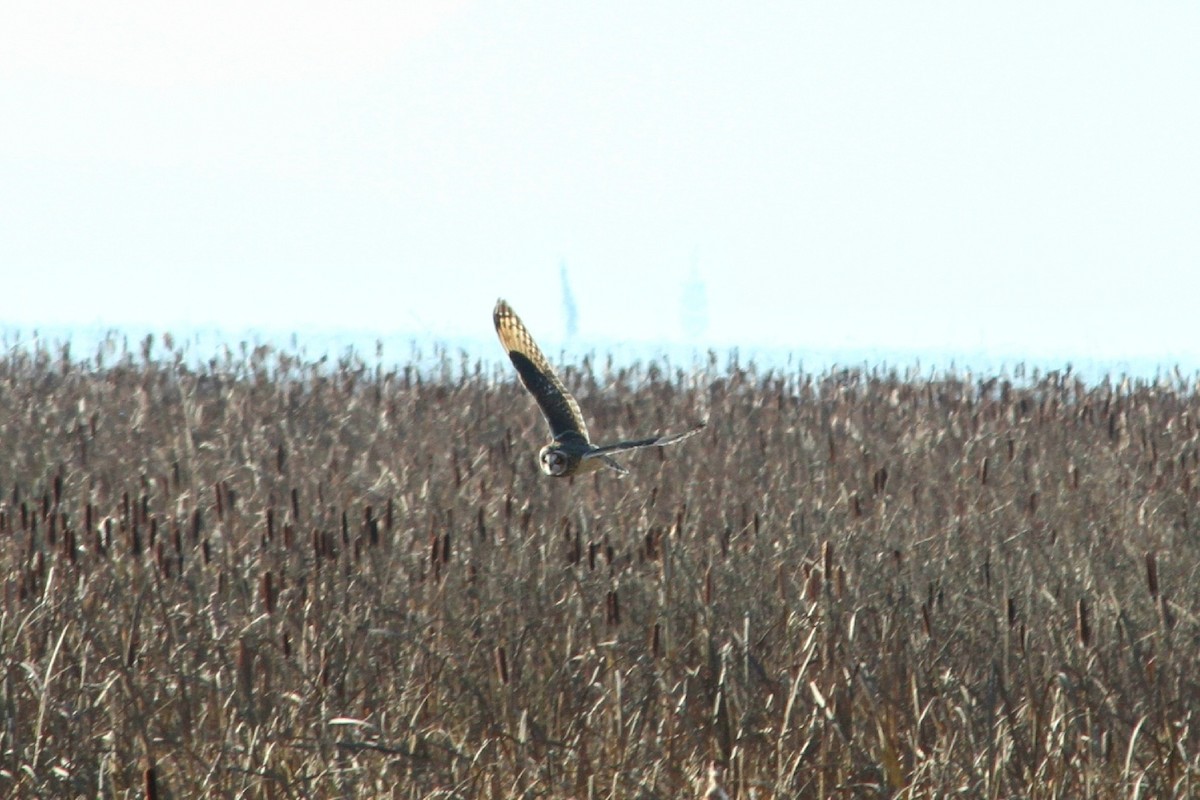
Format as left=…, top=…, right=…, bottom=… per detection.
left=494, top=299, right=704, bottom=478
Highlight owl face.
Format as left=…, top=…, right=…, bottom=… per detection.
left=538, top=445, right=571, bottom=477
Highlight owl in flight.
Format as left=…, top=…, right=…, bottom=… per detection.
left=494, top=299, right=705, bottom=477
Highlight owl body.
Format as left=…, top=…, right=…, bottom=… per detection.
left=539, top=440, right=596, bottom=478
left=494, top=299, right=703, bottom=478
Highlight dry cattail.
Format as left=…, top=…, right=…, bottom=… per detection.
left=144, top=762, right=159, bottom=800
left=260, top=571, right=275, bottom=615
left=237, top=638, right=254, bottom=699
left=494, top=646, right=509, bottom=685
left=1076, top=598, right=1091, bottom=648
left=605, top=589, right=620, bottom=626
left=1159, top=593, right=1175, bottom=629
left=804, top=567, right=821, bottom=602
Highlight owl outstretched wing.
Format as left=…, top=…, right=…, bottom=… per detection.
left=586, top=422, right=706, bottom=457
left=494, top=299, right=590, bottom=444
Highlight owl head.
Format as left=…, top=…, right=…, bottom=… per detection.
left=538, top=445, right=571, bottom=477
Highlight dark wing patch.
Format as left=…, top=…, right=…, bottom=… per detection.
left=506, top=350, right=589, bottom=442
left=494, top=299, right=589, bottom=442
left=587, top=421, right=706, bottom=457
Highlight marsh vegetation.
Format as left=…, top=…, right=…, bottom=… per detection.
left=1, top=336, right=1198, bottom=798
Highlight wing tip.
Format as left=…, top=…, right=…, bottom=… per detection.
left=494, top=299, right=517, bottom=338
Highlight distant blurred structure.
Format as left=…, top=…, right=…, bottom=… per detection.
left=681, top=263, right=709, bottom=341
left=560, top=260, right=579, bottom=339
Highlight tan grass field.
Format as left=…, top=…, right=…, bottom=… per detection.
left=1, top=337, right=1198, bottom=798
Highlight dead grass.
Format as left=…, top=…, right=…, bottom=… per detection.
left=1, top=336, right=1199, bottom=798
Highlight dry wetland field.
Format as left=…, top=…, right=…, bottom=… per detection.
left=2, top=335, right=1200, bottom=798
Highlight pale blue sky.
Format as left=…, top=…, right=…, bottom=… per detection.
left=2, top=3, right=1199, bottom=368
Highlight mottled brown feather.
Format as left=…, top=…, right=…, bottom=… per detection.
left=493, top=299, right=590, bottom=443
